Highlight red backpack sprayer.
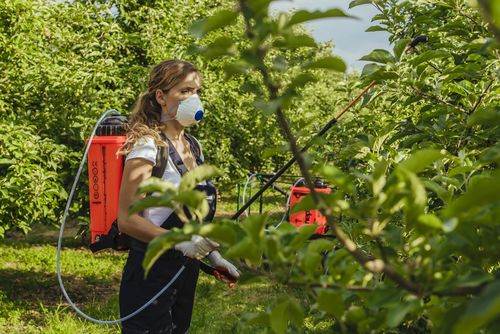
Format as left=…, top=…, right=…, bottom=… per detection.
left=56, top=109, right=227, bottom=324
left=237, top=175, right=332, bottom=234
left=57, top=80, right=376, bottom=324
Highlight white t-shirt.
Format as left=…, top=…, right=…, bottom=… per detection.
left=125, top=136, right=204, bottom=226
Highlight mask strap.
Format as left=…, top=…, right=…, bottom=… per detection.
left=160, top=103, right=180, bottom=123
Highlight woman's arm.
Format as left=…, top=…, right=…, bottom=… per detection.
left=117, top=158, right=167, bottom=243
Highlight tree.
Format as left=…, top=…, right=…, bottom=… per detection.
left=141, top=0, right=500, bottom=333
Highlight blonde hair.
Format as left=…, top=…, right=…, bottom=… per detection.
left=121, top=59, right=201, bottom=154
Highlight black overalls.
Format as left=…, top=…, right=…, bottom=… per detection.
left=119, top=219, right=200, bottom=334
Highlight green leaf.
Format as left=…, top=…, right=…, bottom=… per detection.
left=272, top=55, right=288, bottom=72
left=253, top=99, right=283, bottom=115
left=316, top=289, right=345, bottom=317
left=447, top=165, right=479, bottom=177
left=393, top=38, right=411, bottom=61
left=308, top=238, right=334, bottom=253
left=198, top=221, right=239, bottom=245
left=303, top=56, right=347, bottom=72
left=270, top=298, right=304, bottom=334
left=286, top=8, right=351, bottom=27
left=142, top=228, right=190, bottom=276
left=453, top=280, right=500, bottom=334
left=481, top=143, right=500, bottom=163
left=289, top=193, right=316, bottom=214
left=365, top=288, right=404, bottom=309
left=386, top=300, right=418, bottom=328
left=287, top=73, right=317, bottom=92
left=225, top=236, right=261, bottom=263
left=136, top=177, right=177, bottom=195
left=174, top=190, right=209, bottom=222
left=240, top=81, right=262, bottom=95
left=492, top=0, right=500, bottom=26
left=190, top=37, right=237, bottom=59
left=359, top=49, right=395, bottom=64
left=444, top=173, right=500, bottom=219
left=224, top=61, right=250, bottom=77
left=302, top=238, right=334, bottom=275
left=288, top=224, right=318, bottom=250
left=360, top=63, right=398, bottom=81
left=179, top=165, right=222, bottom=192
left=242, top=214, right=267, bottom=243
left=453, top=271, right=494, bottom=289
left=264, top=237, right=282, bottom=262
left=128, top=194, right=175, bottom=216
left=273, top=34, right=317, bottom=49
left=288, top=298, right=305, bottom=327
left=365, top=25, right=386, bottom=32
left=349, top=0, right=374, bottom=8
left=468, top=105, right=500, bottom=126
left=189, top=10, right=239, bottom=38
left=316, top=164, right=355, bottom=193
left=424, top=180, right=452, bottom=202
left=247, top=0, right=273, bottom=15
left=417, top=213, right=443, bottom=230
left=398, top=149, right=443, bottom=174
left=397, top=168, right=427, bottom=226
left=411, top=50, right=450, bottom=67
left=361, top=63, right=382, bottom=77
left=372, top=160, right=389, bottom=195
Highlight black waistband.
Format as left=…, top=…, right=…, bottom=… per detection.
left=128, top=243, right=184, bottom=260
left=128, top=212, right=185, bottom=258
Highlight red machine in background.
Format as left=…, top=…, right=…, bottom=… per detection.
left=288, top=179, right=331, bottom=235
left=86, top=116, right=127, bottom=246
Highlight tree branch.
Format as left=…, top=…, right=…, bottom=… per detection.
left=469, top=79, right=495, bottom=116
left=233, top=0, right=486, bottom=299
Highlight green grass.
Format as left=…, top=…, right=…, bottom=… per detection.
left=0, top=230, right=301, bottom=333
left=0, top=192, right=333, bottom=333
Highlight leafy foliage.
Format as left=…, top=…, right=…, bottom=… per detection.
left=0, top=122, right=71, bottom=236
left=141, top=0, right=500, bottom=333
left=0, top=0, right=346, bottom=234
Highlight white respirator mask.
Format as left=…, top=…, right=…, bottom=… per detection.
left=161, top=94, right=204, bottom=127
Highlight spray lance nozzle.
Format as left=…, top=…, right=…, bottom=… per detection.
left=404, top=35, right=429, bottom=53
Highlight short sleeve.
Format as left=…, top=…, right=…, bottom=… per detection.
left=125, top=137, right=158, bottom=166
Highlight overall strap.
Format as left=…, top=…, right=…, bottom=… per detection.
left=165, top=133, right=203, bottom=177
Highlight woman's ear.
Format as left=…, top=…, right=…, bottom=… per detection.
left=155, top=89, right=166, bottom=106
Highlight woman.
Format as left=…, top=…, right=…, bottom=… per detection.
left=117, top=59, right=239, bottom=334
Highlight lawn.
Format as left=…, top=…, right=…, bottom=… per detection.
left=0, top=191, right=332, bottom=333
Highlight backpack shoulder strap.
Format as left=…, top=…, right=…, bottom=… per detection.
left=154, top=132, right=203, bottom=178
left=152, top=132, right=169, bottom=178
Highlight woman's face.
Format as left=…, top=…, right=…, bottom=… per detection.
left=157, top=71, right=202, bottom=118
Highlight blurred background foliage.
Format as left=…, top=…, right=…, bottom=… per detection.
left=0, top=0, right=345, bottom=234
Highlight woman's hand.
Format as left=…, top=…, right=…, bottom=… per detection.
left=207, top=250, right=240, bottom=287
left=174, top=235, right=219, bottom=260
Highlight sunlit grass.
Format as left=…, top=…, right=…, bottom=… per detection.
left=0, top=188, right=330, bottom=333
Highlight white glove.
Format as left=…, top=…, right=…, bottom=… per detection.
left=174, top=235, right=219, bottom=260
left=207, top=250, right=240, bottom=284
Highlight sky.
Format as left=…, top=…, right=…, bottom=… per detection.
left=269, top=0, right=391, bottom=72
